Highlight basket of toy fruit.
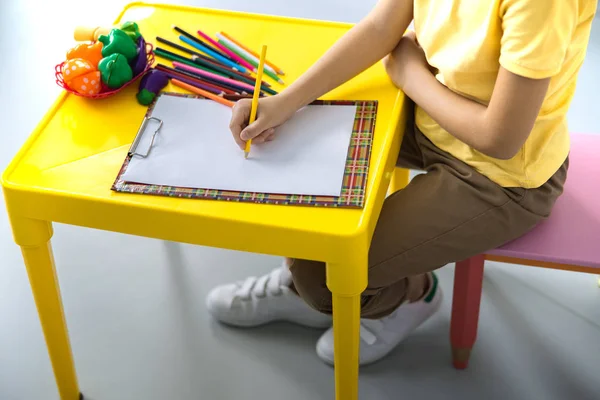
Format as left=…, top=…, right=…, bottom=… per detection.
left=55, top=22, right=155, bottom=99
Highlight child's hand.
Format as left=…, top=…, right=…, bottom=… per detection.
left=383, top=31, right=431, bottom=90
left=229, top=95, right=298, bottom=150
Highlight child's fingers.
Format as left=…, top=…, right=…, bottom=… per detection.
left=241, top=118, right=270, bottom=141
left=264, top=128, right=276, bottom=142
left=230, top=100, right=251, bottom=149
left=252, top=128, right=276, bottom=144
left=230, top=125, right=246, bottom=150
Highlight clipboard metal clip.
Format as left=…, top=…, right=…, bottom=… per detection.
left=129, top=116, right=163, bottom=158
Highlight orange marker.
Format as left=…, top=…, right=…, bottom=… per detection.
left=171, top=79, right=235, bottom=108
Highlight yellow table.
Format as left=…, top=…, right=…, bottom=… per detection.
left=2, top=3, right=408, bottom=399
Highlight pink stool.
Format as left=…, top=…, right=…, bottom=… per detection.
left=450, top=133, right=600, bottom=369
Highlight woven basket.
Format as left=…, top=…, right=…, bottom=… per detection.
left=55, top=42, right=155, bottom=99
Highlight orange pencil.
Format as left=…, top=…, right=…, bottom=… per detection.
left=220, top=32, right=285, bottom=76
left=171, top=79, right=235, bottom=108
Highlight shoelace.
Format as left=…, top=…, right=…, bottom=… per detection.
left=235, top=267, right=287, bottom=300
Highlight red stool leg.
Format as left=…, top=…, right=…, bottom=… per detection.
left=450, top=255, right=485, bottom=369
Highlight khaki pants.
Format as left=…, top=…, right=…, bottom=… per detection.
left=291, top=116, right=568, bottom=319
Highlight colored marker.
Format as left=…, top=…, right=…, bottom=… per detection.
left=196, top=29, right=256, bottom=72
left=171, top=79, right=235, bottom=107
left=216, top=34, right=284, bottom=84
left=155, top=48, right=230, bottom=78
left=156, top=64, right=238, bottom=95
left=173, top=66, right=255, bottom=95
left=173, top=26, right=233, bottom=62
left=173, top=61, right=258, bottom=93
left=179, top=35, right=247, bottom=73
left=221, top=31, right=286, bottom=75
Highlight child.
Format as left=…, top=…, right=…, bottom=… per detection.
left=206, top=0, right=597, bottom=365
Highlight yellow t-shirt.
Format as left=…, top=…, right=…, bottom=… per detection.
left=414, top=0, right=597, bottom=188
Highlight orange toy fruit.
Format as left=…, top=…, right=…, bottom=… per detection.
left=66, top=42, right=104, bottom=68
left=62, top=59, right=102, bottom=95
left=69, top=71, right=102, bottom=96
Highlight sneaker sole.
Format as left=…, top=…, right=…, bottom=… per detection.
left=211, top=315, right=332, bottom=329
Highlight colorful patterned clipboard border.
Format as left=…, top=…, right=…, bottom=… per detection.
left=112, top=93, right=377, bottom=208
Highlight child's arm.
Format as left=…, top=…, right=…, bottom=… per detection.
left=409, top=68, right=549, bottom=160
left=387, top=0, right=584, bottom=161
left=280, top=0, right=414, bottom=110
left=230, top=0, right=413, bottom=148
left=386, top=33, right=550, bottom=160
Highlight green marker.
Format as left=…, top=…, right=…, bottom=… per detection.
left=155, top=48, right=278, bottom=96
left=155, top=48, right=229, bottom=78
left=218, top=40, right=284, bottom=85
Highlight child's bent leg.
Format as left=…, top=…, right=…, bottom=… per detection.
left=289, top=130, right=566, bottom=365
left=289, top=259, right=426, bottom=317
left=291, top=131, right=566, bottom=320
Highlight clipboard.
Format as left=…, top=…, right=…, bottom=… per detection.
left=113, top=93, right=378, bottom=208
left=128, top=117, right=164, bottom=158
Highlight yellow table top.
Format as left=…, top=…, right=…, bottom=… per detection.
left=2, top=2, right=406, bottom=262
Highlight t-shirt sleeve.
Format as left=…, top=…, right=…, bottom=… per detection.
left=499, top=0, right=578, bottom=79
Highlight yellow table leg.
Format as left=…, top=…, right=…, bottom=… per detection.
left=331, top=293, right=361, bottom=400
left=389, top=168, right=409, bottom=193
left=326, top=253, right=368, bottom=400
left=11, top=218, right=80, bottom=400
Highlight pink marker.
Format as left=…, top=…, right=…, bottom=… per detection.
left=172, top=61, right=257, bottom=93
left=196, top=29, right=257, bottom=73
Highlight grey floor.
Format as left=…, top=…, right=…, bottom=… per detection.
left=1, top=1, right=599, bottom=399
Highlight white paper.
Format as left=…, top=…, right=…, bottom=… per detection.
left=122, top=95, right=357, bottom=196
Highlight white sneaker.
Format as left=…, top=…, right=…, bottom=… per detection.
left=316, top=273, right=442, bottom=366
left=206, top=265, right=332, bottom=328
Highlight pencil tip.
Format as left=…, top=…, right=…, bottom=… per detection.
left=244, top=152, right=249, bottom=159
left=278, top=79, right=285, bottom=85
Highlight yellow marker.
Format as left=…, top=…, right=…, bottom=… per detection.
left=244, top=45, right=268, bottom=159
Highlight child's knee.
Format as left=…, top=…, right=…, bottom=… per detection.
left=289, top=259, right=332, bottom=314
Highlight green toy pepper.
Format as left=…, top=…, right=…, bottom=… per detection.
left=98, top=29, right=138, bottom=62
left=98, top=53, right=133, bottom=89
left=120, top=21, right=141, bottom=41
